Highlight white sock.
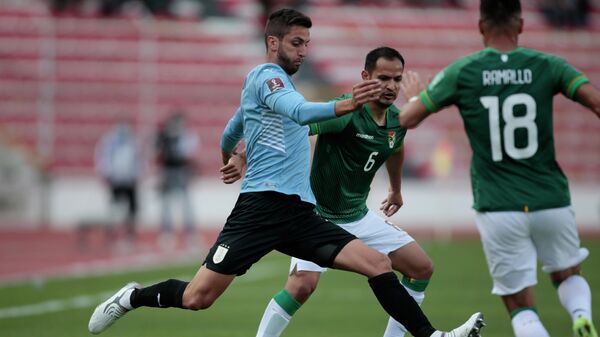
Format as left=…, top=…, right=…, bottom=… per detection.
left=255, top=299, right=292, bottom=337
left=558, top=274, right=593, bottom=321
left=118, top=289, right=134, bottom=310
left=382, top=286, right=425, bottom=337
left=511, top=309, right=550, bottom=337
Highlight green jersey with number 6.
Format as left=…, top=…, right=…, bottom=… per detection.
left=420, top=47, right=589, bottom=212
left=309, top=93, right=407, bottom=223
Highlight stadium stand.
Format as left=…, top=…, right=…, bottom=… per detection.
left=0, top=0, right=598, bottom=182
left=306, top=1, right=600, bottom=181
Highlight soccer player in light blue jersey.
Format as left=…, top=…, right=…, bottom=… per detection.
left=88, top=8, right=484, bottom=337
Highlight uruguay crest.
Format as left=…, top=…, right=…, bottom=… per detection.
left=213, top=244, right=230, bottom=264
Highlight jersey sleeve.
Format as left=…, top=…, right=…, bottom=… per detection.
left=309, top=94, right=354, bottom=135
left=220, top=107, right=244, bottom=153
left=309, top=113, right=352, bottom=135
left=419, top=61, right=463, bottom=113
left=256, top=65, right=336, bottom=125
left=548, top=55, right=590, bottom=99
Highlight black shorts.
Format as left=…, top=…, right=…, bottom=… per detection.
left=204, top=191, right=356, bottom=276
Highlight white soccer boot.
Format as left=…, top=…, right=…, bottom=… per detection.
left=444, top=312, right=485, bottom=337
left=88, top=282, right=141, bottom=334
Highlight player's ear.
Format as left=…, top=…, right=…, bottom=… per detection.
left=267, top=36, right=279, bottom=52
left=361, top=69, right=369, bottom=80
left=517, top=18, right=524, bottom=34
left=478, top=19, right=485, bottom=34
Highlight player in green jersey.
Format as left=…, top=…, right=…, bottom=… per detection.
left=398, top=1, right=600, bottom=337
left=223, top=47, right=448, bottom=337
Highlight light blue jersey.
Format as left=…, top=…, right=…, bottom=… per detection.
left=221, top=63, right=337, bottom=204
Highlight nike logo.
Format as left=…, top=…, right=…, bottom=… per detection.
left=157, top=293, right=164, bottom=307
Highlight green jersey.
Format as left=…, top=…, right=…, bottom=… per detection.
left=420, top=47, right=589, bottom=212
left=309, top=93, right=407, bottom=223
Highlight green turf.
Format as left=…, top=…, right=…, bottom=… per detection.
left=1, top=240, right=598, bottom=337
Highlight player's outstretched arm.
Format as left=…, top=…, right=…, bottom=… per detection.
left=398, top=71, right=431, bottom=128
left=574, top=83, right=600, bottom=119
left=334, top=80, right=382, bottom=116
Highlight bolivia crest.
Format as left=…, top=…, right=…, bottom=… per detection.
left=388, top=131, right=396, bottom=149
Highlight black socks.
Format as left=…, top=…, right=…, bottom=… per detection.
left=368, top=272, right=436, bottom=337
left=131, top=279, right=189, bottom=309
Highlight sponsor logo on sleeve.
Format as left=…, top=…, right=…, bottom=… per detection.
left=266, top=77, right=285, bottom=92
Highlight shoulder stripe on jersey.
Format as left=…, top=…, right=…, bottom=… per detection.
left=566, top=75, right=589, bottom=98
left=420, top=90, right=438, bottom=112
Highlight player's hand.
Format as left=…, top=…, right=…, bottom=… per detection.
left=220, top=154, right=246, bottom=184
left=380, top=191, right=403, bottom=217
left=400, top=71, right=426, bottom=101
left=351, top=79, right=382, bottom=108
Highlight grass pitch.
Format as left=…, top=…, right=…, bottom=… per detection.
left=1, top=239, right=598, bottom=337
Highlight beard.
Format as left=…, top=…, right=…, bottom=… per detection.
left=277, top=49, right=299, bottom=75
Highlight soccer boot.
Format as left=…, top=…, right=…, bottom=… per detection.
left=88, top=282, right=140, bottom=334
left=445, top=312, right=485, bottom=337
left=574, top=316, right=598, bottom=337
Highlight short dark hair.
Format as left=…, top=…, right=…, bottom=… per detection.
left=264, top=8, right=312, bottom=49
left=480, top=0, right=521, bottom=28
left=364, top=47, right=405, bottom=73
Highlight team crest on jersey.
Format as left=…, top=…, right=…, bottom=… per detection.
left=212, top=244, right=230, bottom=264
left=266, top=77, right=285, bottom=92
left=388, top=131, right=396, bottom=148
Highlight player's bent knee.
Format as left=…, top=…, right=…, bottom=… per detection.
left=369, top=252, right=393, bottom=274
left=286, top=272, right=319, bottom=303
left=550, top=265, right=581, bottom=283
left=417, top=259, right=434, bottom=280
left=287, top=281, right=316, bottom=303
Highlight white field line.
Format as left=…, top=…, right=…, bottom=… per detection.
left=0, top=261, right=282, bottom=319
left=0, top=250, right=202, bottom=287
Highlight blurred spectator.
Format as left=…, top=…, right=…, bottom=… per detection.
left=51, top=0, right=83, bottom=13
left=51, top=0, right=97, bottom=15
left=403, top=0, right=463, bottom=8
left=155, top=112, right=199, bottom=248
left=99, top=0, right=173, bottom=17
left=539, top=0, right=589, bottom=28
left=94, top=119, right=143, bottom=244
left=258, top=0, right=308, bottom=24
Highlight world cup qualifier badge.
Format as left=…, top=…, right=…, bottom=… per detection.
left=266, top=77, right=285, bottom=92
left=388, top=131, right=396, bottom=149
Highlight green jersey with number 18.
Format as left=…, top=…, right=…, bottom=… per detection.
left=309, top=93, right=407, bottom=224
left=420, top=47, right=589, bottom=212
